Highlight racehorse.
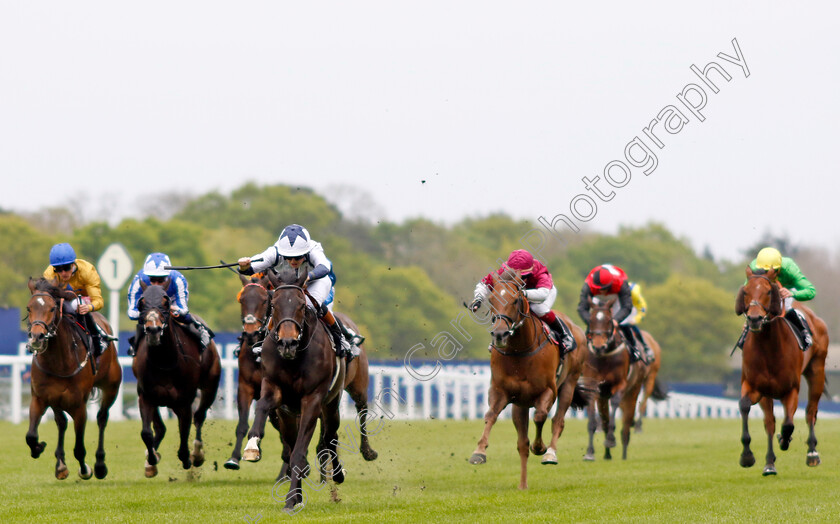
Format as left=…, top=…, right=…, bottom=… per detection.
left=242, top=267, right=346, bottom=510
left=469, top=268, right=589, bottom=489
left=223, top=272, right=379, bottom=470
left=582, top=297, right=664, bottom=461
left=25, top=278, right=122, bottom=480
left=132, top=282, right=221, bottom=477
left=735, top=267, right=829, bottom=475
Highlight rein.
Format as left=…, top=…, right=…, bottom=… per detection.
left=269, top=284, right=315, bottom=352
left=746, top=274, right=781, bottom=330
left=489, top=287, right=551, bottom=357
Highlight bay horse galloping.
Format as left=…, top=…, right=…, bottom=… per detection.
left=242, top=267, right=346, bottom=510
left=225, top=273, right=378, bottom=470
left=25, top=278, right=122, bottom=480
left=735, top=267, right=828, bottom=475
left=582, top=297, right=664, bottom=461
left=132, top=283, right=221, bottom=477
left=469, top=269, right=589, bottom=489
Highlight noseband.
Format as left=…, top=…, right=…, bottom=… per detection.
left=745, top=274, right=779, bottom=330
left=240, top=284, right=271, bottom=342
left=27, top=292, right=62, bottom=345
left=270, top=285, right=309, bottom=347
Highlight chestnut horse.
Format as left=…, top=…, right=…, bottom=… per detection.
left=132, top=283, right=221, bottom=477
left=735, top=267, right=828, bottom=475
left=242, top=267, right=346, bottom=510
left=469, top=269, right=589, bottom=489
left=224, top=273, right=377, bottom=470
left=25, top=278, right=122, bottom=480
left=582, top=297, right=664, bottom=461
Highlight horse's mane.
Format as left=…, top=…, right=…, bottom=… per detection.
left=33, top=278, right=65, bottom=301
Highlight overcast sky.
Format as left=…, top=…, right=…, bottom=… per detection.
left=2, top=2, right=838, bottom=261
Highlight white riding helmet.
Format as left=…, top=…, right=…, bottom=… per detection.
left=275, top=224, right=315, bottom=257
left=143, top=252, right=172, bottom=277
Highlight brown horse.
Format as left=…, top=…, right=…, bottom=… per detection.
left=242, top=267, right=346, bottom=510
left=582, top=297, right=664, bottom=461
left=469, top=269, right=588, bottom=489
left=735, top=267, right=829, bottom=475
left=25, top=278, right=122, bottom=480
left=132, top=282, right=221, bottom=477
left=224, top=273, right=378, bottom=470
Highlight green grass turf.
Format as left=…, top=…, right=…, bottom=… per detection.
left=2, top=415, right=840, bottom=522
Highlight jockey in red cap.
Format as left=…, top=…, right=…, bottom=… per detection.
left=470, top=249, right=576, bottom=356
left=578, top=264, right=654, bottom=364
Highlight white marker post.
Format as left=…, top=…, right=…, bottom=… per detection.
left=97, top=243, right=133, bottom=421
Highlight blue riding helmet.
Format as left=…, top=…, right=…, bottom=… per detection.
left=49, top=243, right=77, bottom=266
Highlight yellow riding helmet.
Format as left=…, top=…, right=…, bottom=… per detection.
left=756, top=247, right=782, bottom=270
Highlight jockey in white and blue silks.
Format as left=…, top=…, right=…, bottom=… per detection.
left=237, top=224, right=360, bottom=360
left=126, top=252, right=211, bottom=355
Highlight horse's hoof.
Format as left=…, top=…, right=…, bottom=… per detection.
left=333, top=466, right=346, bottom=484
left=145, top=464, right=158, bottom=478
left=762, top=465, right=777, bottom=476
left=55, top=463, right=69, bottom=480
left=541, top=448, right=558, bottom=465
left=31, top=441, right=47, bottom=459
left=604, top=449, right=612, bottom=460
left=469, top=453, right=487, bottom=465
left=79, top=464, right=93, bottom=480
left=531, top=443, right=547, bottom=456
left=224, top=459, right=240, bottom=470
left=190, top=440, right=205, bottom=468
left=806, top=451, right=821, bottom=467
left=94, top=463, right=108, bottom=479
left=740, top=453, right=755, bottom=468
left=361, top=448, right=378, bottom=461
left=181, top=459, right=192, bottom=470
left=604, top=437, right=616, bottom=448
left=583, top=453, right=596, bottom=462
left=243, top=437, right=261, bottom=462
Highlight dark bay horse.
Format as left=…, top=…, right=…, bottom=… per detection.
left=132, top=283, right=221, bottom=477
left=225, top=273, right=377, bottom=470
left=469, top=269, right=589, bottom=489
left=582, top=297, right=664, bottom=461
left=736, top=267, right=828, bottom=475
left=242, top=268, right=346, bottom=510
left=25, top=278, right=122, bottom=479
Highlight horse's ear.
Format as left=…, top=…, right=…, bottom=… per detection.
left=745, top=266, right=753, bottom=278
left=735, top=286, right=746, bottom=316
left=139, top=279, right=148, bottom=291
left=606, top=297, right=616, bottom=309
left=588, top=296, right=595, bottom=308
left=265, top=271, right=279, bottom=289
left=163, top=276, right=171, bottom=288
left=297, top=267, right=309, bottom=287
left=28, top=277, right=36, bottom=294
left=768, top=284, right=782, bottom=317
left=239, top=274, right=251, bottom=286
left=766, top=268, right=778, bottom=281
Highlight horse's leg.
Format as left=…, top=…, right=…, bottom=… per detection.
left=138, top=395, right=161, bottom=478
left=635, top=374, right=654, bottom=433
left=174, top=404, right=193, bottom=470
left=152, top=406, right=166, bottom=450
left=68, top=403, right=92, bottom=480
left=277, top=411, right=298, bottom=481
left=530, top=388, right=555, bottom=456
left=193, top=353, right=221, bottom=468
left=758, top=397, right=777, bottom=476
left=244, top=379, right=280, bottom=462
left=803, top=360, right=825, bottom=467
left=738, top=390, right=757, bottom=468
left=546, top=376, right=582, bottom=465
left=348, top=378, right=378, bottom=461
left=25, top=395, right=47, bottom=459
left=285, top=396, right=324, bottom=510
left=94, top=380, right=120, bottom=480
left=619, top=384, right=643, bottom=460
left=321, top=395, right=345, bottom=484
left=778, top=387, right=799, bottom=452
left=53, top=409, right=69, bottom=480
left=511, top=404, right=530, bottom=490
left=597, top=395, right=614, bottom=460
left=584, top=398, right=598, bottom=462
left=469, top=385, right=509, bottom=464
left=225, top=382, right=255, bottom=470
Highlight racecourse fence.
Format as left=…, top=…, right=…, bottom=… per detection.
left=1, top=343, right=834, bottom=423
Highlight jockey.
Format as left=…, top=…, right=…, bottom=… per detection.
left=126, top=252, right=213, bottom=356
left=42, top=243, right=109, bottom=357
left=736, top=247, right=815, bottom=351
left=577, top=264, right=653, bottom=364
left=470, top=249, right=577, bottom=356
left=237, top=224, right=363, bottom=361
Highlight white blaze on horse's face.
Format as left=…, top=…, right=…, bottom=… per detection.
left=36, top=297, right=45, bottom=307
left=596, top=311, right=604, bottom=321
left=500, top=289, right=506, bottom=297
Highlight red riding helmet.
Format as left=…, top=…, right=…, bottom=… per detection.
left=506, top=250, right=534, bottom=275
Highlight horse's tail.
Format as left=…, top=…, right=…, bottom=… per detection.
left=650, top=377, right=668, bottom=401
left=570, top=383, right=593, bottom=410
left=88, top=387, right=101, bottom=404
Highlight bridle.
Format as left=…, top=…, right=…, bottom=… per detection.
left=269, top=284, right=312, bottom=350
left=239, top=283, right=271, bottom=344
left=27, top=292, right=62, bottom=346
left=585, top=307, right=624, bottom=357
left=488, top=282, right=548, bottom=357
left=745, top=273, right=780, bottom=330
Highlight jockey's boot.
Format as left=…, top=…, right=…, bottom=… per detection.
left=127, top=323, right=144, bottom=357
left=335, top=317, right=362, bottom=363
left=631, top=325, right=654, bottom=364
left=187, top=320, right=211, bottom=352
left=785, top=309, right=813, bottom=351
left=548, top=317, right=577, bottom=357
left=321, top=310, right=350, bottom=359
left=619, top=324, right=642, bottom=363
left=84, top=314, right=105, bottom=359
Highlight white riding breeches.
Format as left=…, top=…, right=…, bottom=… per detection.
left=305, top=277, right=333, bottom=312
left=530, top=286, right=557, bottom=317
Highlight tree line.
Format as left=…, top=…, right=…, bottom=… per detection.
left=2, top=182, right=834, bottom=382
